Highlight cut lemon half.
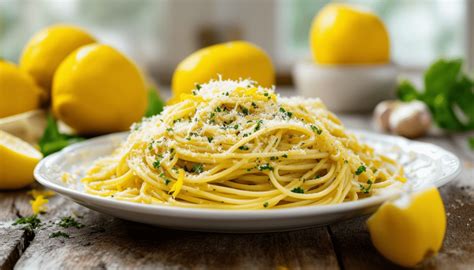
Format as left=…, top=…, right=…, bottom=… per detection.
left=367, top=186, right=446, bottom=267
left=0, top=130, right=43, bottom=189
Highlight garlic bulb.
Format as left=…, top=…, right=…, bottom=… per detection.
left=374, top=100, right=432, bottom=138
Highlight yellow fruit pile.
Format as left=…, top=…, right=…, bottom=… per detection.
left=2, top=24, right=147, bottom=135
left=0, top=24, right=149, bottom=190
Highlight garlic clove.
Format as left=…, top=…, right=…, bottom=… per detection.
left=374, top=100, right=399, bottom=132
left=389, top=101, right=432, bottom=138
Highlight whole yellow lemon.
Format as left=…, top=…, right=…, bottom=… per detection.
left=0, top=61, right=42, bottom=118
left=171, top=41, right=274, bottom=104
left=367, top=187, right=446, bottom=267
left=52, top=44, right=147, bottom=135
left=20, top=24, right=96, bottom=97
left=310, top=4, right=390, bottom=64
left=0, top=130, right=43, bottom=190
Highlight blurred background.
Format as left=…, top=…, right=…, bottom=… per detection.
left=1, top=0, right=472, bottom=86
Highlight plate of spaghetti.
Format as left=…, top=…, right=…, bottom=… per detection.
left=35, top=79, right=461, bottom=232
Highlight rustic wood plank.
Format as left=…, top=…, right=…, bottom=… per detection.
left=0, top=190, right=34, bottom=270
left=14, top=195, right=339, bottom=270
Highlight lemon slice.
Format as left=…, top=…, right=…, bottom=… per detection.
left=0, top=130, right=43, bottom=189
left=367, top=186, right=446, bottom=267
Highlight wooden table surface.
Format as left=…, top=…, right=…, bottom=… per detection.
left=0, top=113, right=473, bottom=270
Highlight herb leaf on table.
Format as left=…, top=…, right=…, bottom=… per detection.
left=397, top=59, right=474, bottom=131
left=39, top=114, right=85, bottom=156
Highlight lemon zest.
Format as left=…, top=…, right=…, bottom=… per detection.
left=28, top=189, right=55, bottom=199
left=30, top=195, right=49, bottom=214
left=169, top=169, right=185, bottom=198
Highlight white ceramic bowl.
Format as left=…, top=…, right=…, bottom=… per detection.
left=34, top=130, right=461, bottom=233
left=293, top=60, right=397, bottom=112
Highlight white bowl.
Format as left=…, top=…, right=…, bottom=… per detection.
left=293, top=60, right=398, bottom=112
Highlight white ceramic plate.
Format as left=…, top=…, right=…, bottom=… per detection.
left=34, top=130, right=461, bottom=233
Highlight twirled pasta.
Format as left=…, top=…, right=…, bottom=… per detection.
left=82, top=79, right=405, bottom=209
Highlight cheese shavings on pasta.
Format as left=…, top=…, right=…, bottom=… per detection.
left=81, top=79, right=405, bottom=209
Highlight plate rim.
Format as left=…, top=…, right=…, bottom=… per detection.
left=34, top=130, right=462, bottom=220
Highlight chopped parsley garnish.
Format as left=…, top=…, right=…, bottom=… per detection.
left=207, top=136, right=214, bottom=143
left=264, top=92, right=269, bottom=97
left=192, top=163, right=204, bottom=174
left=159, top=173, right=171, bottom=185
left=355, top=165, right=366, bottom=175
left=279, top=107, right=293, bottom=118
left=254, top=120, right=263, bottom=132
left=251, top=102, right=258, bottom=109
left=263, top=202, right=269, bottom=208
left=310, top=125, right=323, bottom=135
left=291, top=187, right=304, bottom=194
left=240, top=106, right=249, bottom=115
left=282, top=154, right=288, bottom=158
left=215, top=107, right=222, bottom=112
left=258, top=164, right=274, bottom=171
left=50, top=231, right=70, bottom=239
left=359, top=180, right=373, bottom=194
left=58, top=216, right=84, bottom=229
left=153, top=159, right=161, bottom=169
left=239, top=145, right=249, bottom=151
left=196, top=84, right=202, bottom=90
left=233, top=124, right=239, bottom=130
left=270, top=156, right=278, bottom=161
left=166, top=128, right=173, bottom=132
left=209, top=112, right=215, bottom=119
left=13, top=215, right=41, bottom=231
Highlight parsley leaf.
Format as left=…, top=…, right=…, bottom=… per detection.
left=291, top=187, right=304, bottom=194
left=254, top=120, right=263, bottom=132
left=239, top=145, right=249, bottom=150
left=50, top=231, right=70, bottom=239
left=469, top=137, right=474, bottom=150
left=39, top=114, right=85, bottom=156
left=58, top=216, right=84, bottom=229
left=144, top=87, right=165, bottom=117
left=397, top=59, right=474, bottom=131
left=359, top=180, right=373, bottom=194
left=13, top=215, right=41, bottom=231
left=355, top=165, right=366, bottom=176
left=310, top=125, right=323, bottom=135
left=192, top=163, right=204, bottom=174
left=258, top=164, right=273, bottom=171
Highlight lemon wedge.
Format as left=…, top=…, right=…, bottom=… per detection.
left=0, top=130, right=43, bottom=189
left=367, top=186, right=446, bottom=267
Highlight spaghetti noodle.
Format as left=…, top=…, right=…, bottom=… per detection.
left=82, top=79, right=405, bottom=209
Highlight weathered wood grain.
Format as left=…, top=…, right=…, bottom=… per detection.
left=14, top=196, right=339, bottom=270
left=0, top=190, right=34, bottom=270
